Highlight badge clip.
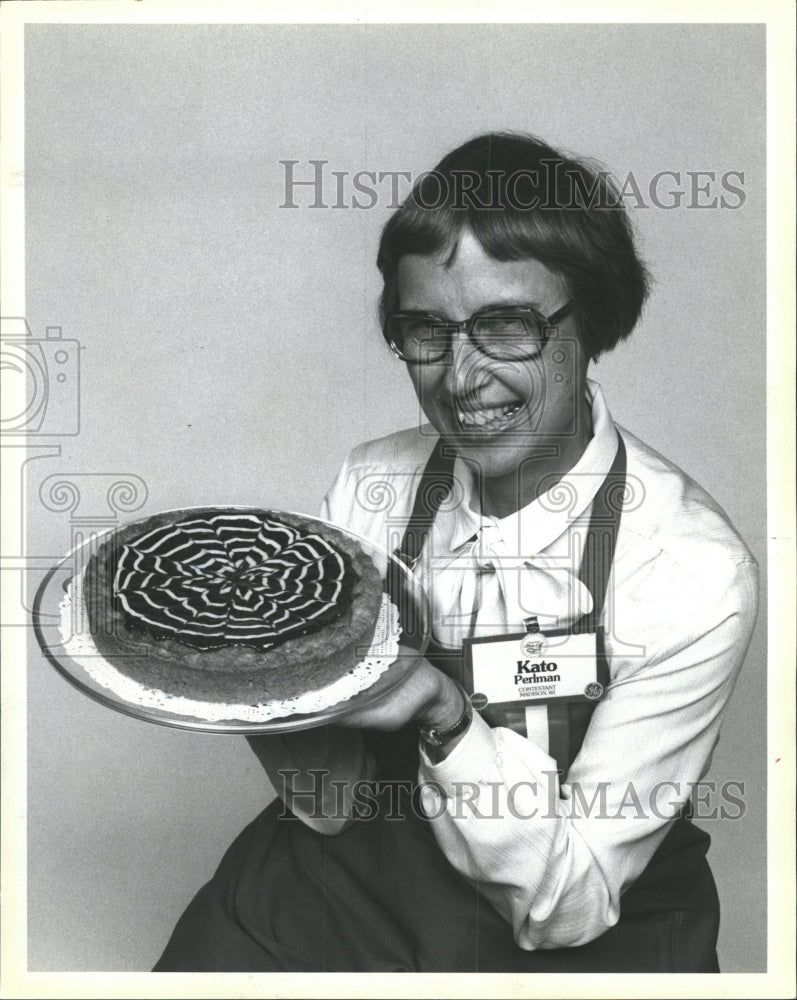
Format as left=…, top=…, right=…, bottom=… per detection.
left=520, top=619, right=548, bottom=658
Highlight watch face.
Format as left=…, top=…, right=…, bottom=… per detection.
left=420, top=698, right=472, bottom=748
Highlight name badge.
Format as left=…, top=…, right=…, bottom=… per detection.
left=463, top=629, right=605, bottom=709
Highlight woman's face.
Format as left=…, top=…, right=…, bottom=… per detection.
left=397, top=229, right=591, bottom=485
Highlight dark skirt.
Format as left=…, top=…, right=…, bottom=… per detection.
left=153, top=782, right=720, bottom=973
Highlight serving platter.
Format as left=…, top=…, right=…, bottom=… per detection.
left=32, top=510, right=430, bottom=734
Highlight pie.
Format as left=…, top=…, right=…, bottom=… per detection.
left=82, top=507, right=385, bottom=704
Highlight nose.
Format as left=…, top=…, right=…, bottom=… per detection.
left=442, top=325, right=492, bottom=400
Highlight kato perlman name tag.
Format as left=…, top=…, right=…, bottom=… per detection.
left=463, top=630, right=604, bottom=709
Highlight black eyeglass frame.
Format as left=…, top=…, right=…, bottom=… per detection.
left=384, top=301, right=574, bottom=363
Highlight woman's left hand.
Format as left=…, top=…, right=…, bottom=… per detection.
left=335, top=650, right=466, bottom=736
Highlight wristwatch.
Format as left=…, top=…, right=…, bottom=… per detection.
left=418, top=683, right=473, bottom=755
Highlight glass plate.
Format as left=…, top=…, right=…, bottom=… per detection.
left=32, top=508, right=430, bottom=734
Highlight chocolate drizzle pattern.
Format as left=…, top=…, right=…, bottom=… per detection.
left=111, top=512, right=352, bottom=650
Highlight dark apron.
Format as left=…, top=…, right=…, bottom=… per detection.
left=154, top=436, right=720, bottom=973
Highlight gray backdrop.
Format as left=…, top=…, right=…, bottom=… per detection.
left=23, top=23, right=766, bottom=971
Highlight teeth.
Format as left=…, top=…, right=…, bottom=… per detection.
left=457, top=402, right=522, bottom=427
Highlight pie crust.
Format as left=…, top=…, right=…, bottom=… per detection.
left=82, top=508, right=385, bottom=704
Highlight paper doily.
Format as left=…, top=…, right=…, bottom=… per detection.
left=58, top=572, right=402, bottom=723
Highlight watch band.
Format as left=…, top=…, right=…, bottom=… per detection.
left=418, top=683, right=473, bottom=749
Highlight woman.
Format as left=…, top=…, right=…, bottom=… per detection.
left=154, top=133, right=758, bottom=972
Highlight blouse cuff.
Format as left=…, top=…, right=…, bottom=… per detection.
left=418, top=709, right=499, bottom=787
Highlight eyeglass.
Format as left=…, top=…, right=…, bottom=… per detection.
left=384, top=301, right=573, bottom=364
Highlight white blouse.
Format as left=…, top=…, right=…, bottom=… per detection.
left=286, top=380, right=759, bottom=949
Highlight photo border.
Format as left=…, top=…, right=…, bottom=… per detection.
left=1, top=1, right=794, bottom=997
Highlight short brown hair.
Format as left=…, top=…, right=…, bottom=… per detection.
left=377, top=132, right=650, bottom=360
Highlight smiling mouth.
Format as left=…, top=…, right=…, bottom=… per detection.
left=454, top=400, right=524, bottom=431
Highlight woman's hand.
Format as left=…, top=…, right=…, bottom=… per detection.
left=335, top=650, right=468, bottom=750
